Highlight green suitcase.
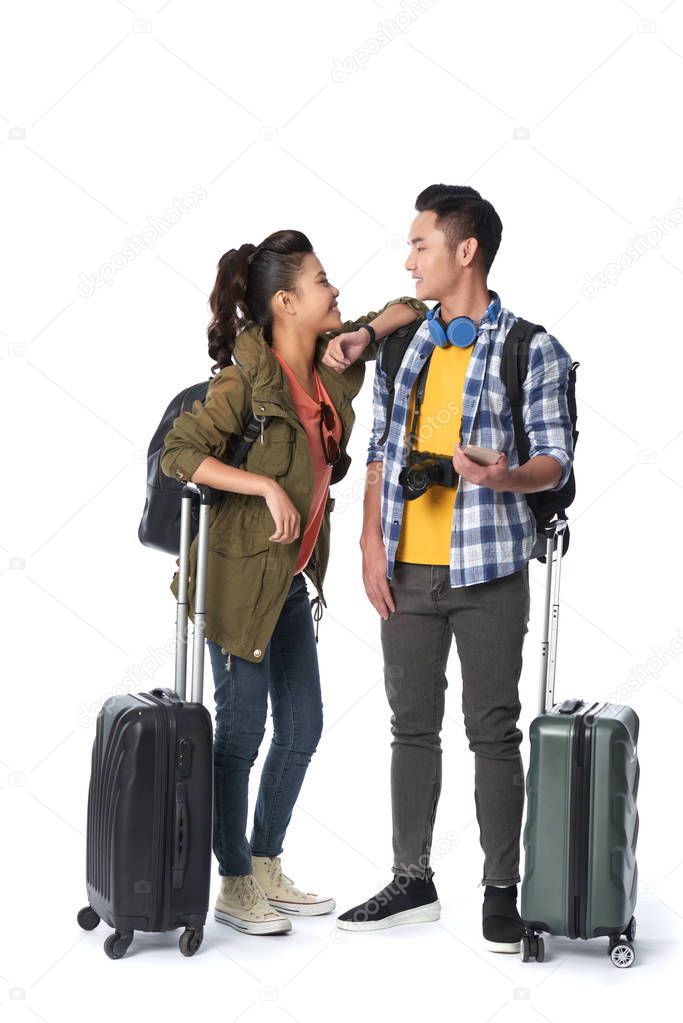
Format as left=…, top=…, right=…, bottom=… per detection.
left=520, top=520, right=639, bottom=968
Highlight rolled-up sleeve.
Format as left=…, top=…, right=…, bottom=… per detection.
left=522, top=333, right=574, bottom=491
left=160, top=366, right=251, bottom=483
left=366, top=347, right=389, bottom=465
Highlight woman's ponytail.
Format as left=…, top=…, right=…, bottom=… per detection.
left=207, top=229, right=313, bottom=374
left=207, top=243, right=258, bottom=372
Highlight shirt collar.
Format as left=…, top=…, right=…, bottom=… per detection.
left=478, top=289, right=502, bottom=332
left=429, top=289, right=502, bottom=338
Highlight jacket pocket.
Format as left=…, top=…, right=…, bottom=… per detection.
left=213, top=530, right=272, bottom=557
left=206, top=539, right=273, bottom=650
left=244, top=437, right=294, bottom=478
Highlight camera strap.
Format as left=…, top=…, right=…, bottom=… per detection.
left=405, top=355, right=432, bottom=458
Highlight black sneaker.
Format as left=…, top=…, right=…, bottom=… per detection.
left=482, top=884, right=523, bottom=953
left=336, top=875, right=441, bottom=932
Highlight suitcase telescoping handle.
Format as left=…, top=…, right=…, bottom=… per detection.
left=174, top=483, right=212, bottom=704
left=538, top=517, right=567, bottom=716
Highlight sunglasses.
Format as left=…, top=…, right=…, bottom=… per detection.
left=319, top=401, right=340, bottom=466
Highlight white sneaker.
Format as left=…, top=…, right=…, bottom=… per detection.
left=214, top=874, right=292, bottom=935
left=252, top=855, right=336, bottom=916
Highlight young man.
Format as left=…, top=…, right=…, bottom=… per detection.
left=336, top=185, right=575, bottom=953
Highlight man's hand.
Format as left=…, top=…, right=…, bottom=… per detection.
left=451, top=444, right=512, bottom=492
left=322, top=329, right=369, bottom=373
left=360, top=533, right=396, bottom=620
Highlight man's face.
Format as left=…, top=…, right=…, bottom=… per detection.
left=405, top=209, right=471, bottom=303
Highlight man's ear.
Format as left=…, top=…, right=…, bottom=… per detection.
left=460, top=236, right=480, bottom=268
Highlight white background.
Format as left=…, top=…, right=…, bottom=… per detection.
left=2, top=0, right=682, bottom=1019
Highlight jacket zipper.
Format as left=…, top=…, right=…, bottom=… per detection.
left=308, top=549, right=326, bottom=609
left=252, top=389, right=333, bottom=613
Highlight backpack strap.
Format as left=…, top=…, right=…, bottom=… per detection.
left=377, top=317, right=424, bottom=445
left=226, top=411, right=272, bottom=467
left=500, top=317, right=546, bottom=467
left=501, top=318, right=577, bottom=560
left=222, top=359, right=273, bottom=467
left=567, top=360, right=580, bottom=450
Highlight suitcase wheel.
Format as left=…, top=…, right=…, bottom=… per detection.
left=609, top=940, right=635, bottom=968
left=179, top=926, right=203, bottom=957
left=104, top=930, right=134, bottom=960
left=77, top=906, right=100, bottom=932
left=520, top=932, right=544, bottom=963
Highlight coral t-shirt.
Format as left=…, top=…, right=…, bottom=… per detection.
left=272, top=351, right=342, bottom=574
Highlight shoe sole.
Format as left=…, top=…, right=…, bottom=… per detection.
left=214, top=908, right=292, bottom=935
left=336, top=900, right=441, bottom=932
left=483, top=938, right=521, bottom=954
left=268, top=897, right=337, bottom=917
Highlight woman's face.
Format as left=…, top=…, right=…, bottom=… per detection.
left=283, top=252, right=342, bottom=335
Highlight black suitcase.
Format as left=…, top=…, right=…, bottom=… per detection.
left=77, top=484, right=214, bottom=958
left=520, top=519, right=640, bottom=968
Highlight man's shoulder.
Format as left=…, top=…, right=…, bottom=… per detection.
left=377, top=317, right=429, bottom=368
left=499, top=311, right=571, bottom=364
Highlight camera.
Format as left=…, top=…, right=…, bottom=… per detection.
left=398, top=450, right=459, bottom=501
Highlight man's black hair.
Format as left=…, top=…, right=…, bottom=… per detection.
left=415, top=184, right=503, bottom=275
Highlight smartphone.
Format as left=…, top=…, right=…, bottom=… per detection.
left=463, top=444, right=502, bottom=466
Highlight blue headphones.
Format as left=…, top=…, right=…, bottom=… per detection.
left=426, top=305, right=478, bottom=349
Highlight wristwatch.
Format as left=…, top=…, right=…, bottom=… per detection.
left=358, top=323, right=376, bottom=346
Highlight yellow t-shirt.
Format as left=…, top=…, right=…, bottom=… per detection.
left=395, top=342, right=475, bottom=565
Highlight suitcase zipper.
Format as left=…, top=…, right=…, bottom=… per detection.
left=579, top=703, right=605, bottom=939
left=567, top=713, right=581, bottom=939
left=151, top=702, right=171, bottom=932
left=569, top=711, right=587, bottom=939
left=567, top=702, right=603, bottom=940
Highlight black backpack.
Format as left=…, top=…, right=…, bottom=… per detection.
left=138, top=378, right=272, bottom=556
left=500, top=318, right=579, bottom=558
left=378, top=317, right=579, bottom=561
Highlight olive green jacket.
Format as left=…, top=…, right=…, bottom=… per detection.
left=160, top=297, right=425, bottom=663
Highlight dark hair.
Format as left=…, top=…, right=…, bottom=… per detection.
left=207, top=229, right=314, bottom=372
left=414, top=184, right=502, bottom=275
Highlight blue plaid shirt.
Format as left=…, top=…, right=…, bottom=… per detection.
left=366, top=290, right=575, bottom=586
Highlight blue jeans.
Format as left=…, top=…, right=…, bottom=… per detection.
left=206, top=572, right=323, bottom=877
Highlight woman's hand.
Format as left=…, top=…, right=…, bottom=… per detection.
left=322, top=328, right=369, bottom=373
left=262, top=478, right=301, bottom=543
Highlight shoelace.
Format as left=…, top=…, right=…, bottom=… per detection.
left=238, top=874, right=269, bottom=910
left=270, top=858, right=307, bottom=898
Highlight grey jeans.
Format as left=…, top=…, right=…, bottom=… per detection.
left=380, top=560, right=530, bottom=887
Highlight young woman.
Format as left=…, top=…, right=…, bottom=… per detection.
left=161, top=229, right=424, bottom=935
